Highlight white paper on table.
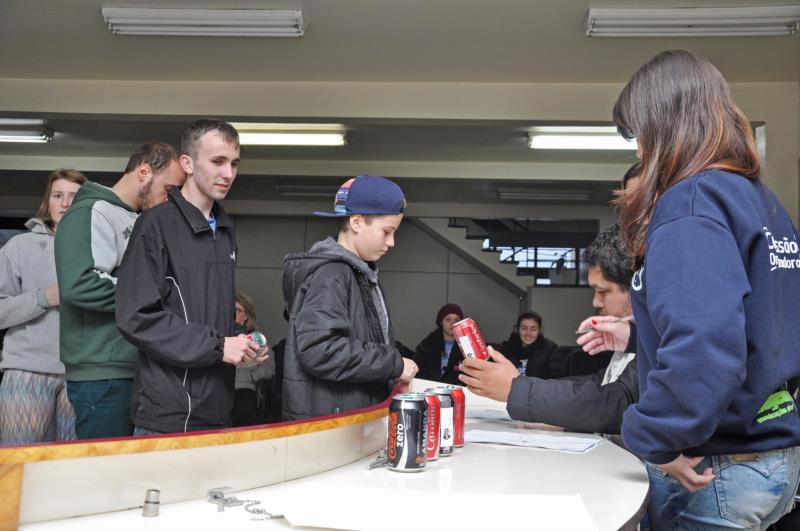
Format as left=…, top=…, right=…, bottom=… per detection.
left=464, top=429, right=601, bottom=453
left=465, top=408, right=513, bottom=421
left=264, top=483, right=598, bottom=530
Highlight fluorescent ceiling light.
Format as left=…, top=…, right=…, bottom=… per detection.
left=497, top=187, right=593, bottom=201
left=0, top=128, right=53, bottom=143
left=528, top=127, right=636, bottom=150
left=101, top=8, right=306, bottom=37
left=231, top=123, right=346, bottom=146
left=586, top=6, right=800, bottom=37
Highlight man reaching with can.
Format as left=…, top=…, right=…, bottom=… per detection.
left=459, top=224, right=638, bottom=443
left=116, top=119, right=264, bottom=435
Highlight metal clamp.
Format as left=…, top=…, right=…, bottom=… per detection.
left=207, top=487, right=243, bottom=512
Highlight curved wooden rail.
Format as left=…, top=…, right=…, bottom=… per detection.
left=0, top=384, right=407, bottom=530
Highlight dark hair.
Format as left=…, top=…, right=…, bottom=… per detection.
left=235, top=293, right=258, bottom=333
left=584, top=223, right=633, bottom=291
left=124, top=142, right=179, bottom=174
left=621, top=162, right=642, bottom=189
left=516, top=311, right=542, bottom=329
left=37, top=169, right=87, bottom=230
left=612, top=50, right=760, bottom=261
left=180, top=119, right=240, bottom=159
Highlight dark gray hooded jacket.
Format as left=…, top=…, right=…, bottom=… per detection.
left=281, top=237, right=403, bottom=420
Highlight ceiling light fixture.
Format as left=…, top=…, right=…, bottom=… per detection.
left=231, top=123, right=346, bottom=146
left=497, top=187, right=593, bottom=201
left=0, top=119, right=53, bottom=143
left=101, top=8, right=306, bottom=37
left=528, top=126, right=636, bottom=151
left=586, top=6, right=800, bottom=37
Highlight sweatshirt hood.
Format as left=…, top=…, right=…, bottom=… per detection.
left=25, top=217, right=52, bottom=235
left=282, top=237, right=378, bottom=310
left=72, top=181, right=135, bottom=212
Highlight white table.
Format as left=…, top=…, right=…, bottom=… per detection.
left=25, top=415, right=648, bottom=530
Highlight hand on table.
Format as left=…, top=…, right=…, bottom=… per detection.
left=398, top=358, right=419, bottom=383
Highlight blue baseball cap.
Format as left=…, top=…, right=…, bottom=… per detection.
left=314, top=175, right=405, bottom=217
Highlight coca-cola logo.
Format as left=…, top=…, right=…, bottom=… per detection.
left=388, top=412, right=398, bottom=460
left=427, top=411, right=438, bottom=451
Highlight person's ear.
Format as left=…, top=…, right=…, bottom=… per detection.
left=179, top=154, right=193, bottom=175
left=137, top=163, right=152, bottom=183
left=350, top=214, right=364, bottom=233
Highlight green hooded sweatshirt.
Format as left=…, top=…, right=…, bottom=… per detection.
left=54, top=181, right=139, bottom=381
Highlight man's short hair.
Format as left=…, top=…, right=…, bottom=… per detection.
left=180, top=119, right=240, bottom=159
left=584, top=223, right=634, bottom=291
left=124, top=142, right=179, bottom=174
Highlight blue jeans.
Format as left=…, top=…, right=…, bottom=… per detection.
left=67, top=379, right=133, bottom=439
left=645, top=446, right=800, bottom=530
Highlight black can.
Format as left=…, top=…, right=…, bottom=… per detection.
left=426, top=388, right=454, bottom=457
left=387, top=393, right=428, bottom=472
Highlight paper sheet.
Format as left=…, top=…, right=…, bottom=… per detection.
left=464, top=429, right=601, bottom=453
left=264, top=483, right=598, bottom=530
left=465, top=408, right=513, bottom=421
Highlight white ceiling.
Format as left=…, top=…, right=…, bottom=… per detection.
left=0, top=0, right=797, bottom=209
left=1, top=0, right=798, bottom=83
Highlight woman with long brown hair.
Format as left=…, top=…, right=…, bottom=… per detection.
left=0, top=169, right=86, bottom=444
left=615, top=50, right=800, bottom=529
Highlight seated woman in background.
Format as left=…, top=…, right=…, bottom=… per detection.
left=233, top=293, right=276, bottom=426
left=413, top=303, right=465, bottom=385
left=0, top=168, right=86, bottom=444
left=496, top=312, right=560, bottom=378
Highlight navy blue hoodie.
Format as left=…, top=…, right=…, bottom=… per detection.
left=622, top=170, right=800, bottom=464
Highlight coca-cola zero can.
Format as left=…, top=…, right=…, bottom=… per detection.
left=447, top=385, right=466, bottom=447
left=426, top=388, right=454, bottom=457
left=452, top=318, right=489, bottom=360
left=387, top=394, right=427, bottom=472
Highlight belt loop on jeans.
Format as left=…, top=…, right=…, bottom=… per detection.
left=730, top=452, right=761, bottom=463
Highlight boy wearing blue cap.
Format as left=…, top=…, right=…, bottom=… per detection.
left=281, top=175, right=419, bottom=420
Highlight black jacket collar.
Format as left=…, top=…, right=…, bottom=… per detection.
left=169, top=188, right=233, bottom=234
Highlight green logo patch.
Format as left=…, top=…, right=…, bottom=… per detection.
left=756, top=390, right=796, bottom=424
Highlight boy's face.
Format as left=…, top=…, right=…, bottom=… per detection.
left=351, top=214, right=403, bottom=262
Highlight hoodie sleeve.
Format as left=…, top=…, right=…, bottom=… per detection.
left=0, top=239, right=50, bottom=329
left=115, top=220, right=225, bottom=368
left=55, top=205, right=119, bottom=313
left=507, top=361, right=638, bottom=434
left=293, top=273, right=404, bottom=383
left=621, top=216, right=749, bottom=464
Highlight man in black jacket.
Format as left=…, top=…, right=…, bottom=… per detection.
left=116, top=119, right=262, bottom=434
left=459, top=224, right=637, bottom=439
left=282, top=175, right=418, bottom=420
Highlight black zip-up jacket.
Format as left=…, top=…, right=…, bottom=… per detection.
left=282, top=238, right=403, bottom=420
left=506, top=358, right=639, bottom=435
left=413, top=329, right=464, bottom=385
left=116, top=190, right=237, bottom=433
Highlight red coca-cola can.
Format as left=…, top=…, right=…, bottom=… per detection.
left=446, top=385, right=465, bottom=447
left=452, top=318, right=489, bottom=360
left=420, top=392, right=441, bottom=460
